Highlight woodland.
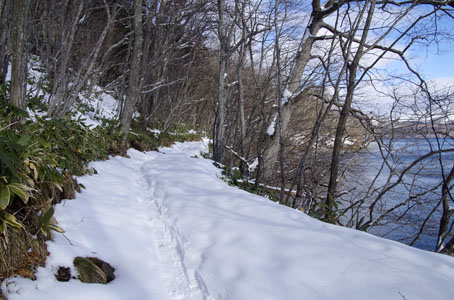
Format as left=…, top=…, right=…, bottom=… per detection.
left=1, top=0, right=454, bottom=288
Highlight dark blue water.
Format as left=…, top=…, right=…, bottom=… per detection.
left=342, top=137, right=454, bottom=251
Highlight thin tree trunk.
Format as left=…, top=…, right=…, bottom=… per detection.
left=262, top=12, right=323, bottom=181
left=274, top=0, right=286, bottom=202
left=214, top=57, right=227, bottom=162
left=326, top=0, right=376, bottom=222
left=213, top=0, right=228, bottom=163
left=236, top=0, right=246, bottom=172
left=54, top=1, right=115, bottom=118
left=237, top=55, right=246, bottom=157
left=120, top=0, right=143, bottom=138
left=10, top=0, right=29, bottom=109
left=436, top=164, right=454, bottom=253
left=47, top=1, right=83, bottom=117
left=0, top=0, right=9, bottom=84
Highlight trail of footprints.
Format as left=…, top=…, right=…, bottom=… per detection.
left=131, top=159, right=211, bottom=300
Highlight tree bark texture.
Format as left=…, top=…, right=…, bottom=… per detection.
left=261, top=9, right=323, bottom=181
left=213, top=0, right=228, bottom=163
left=436, top=165, right=454, bottom=253
left=10, top=0, right=29, bottom=109
left=120, top=0, right=143, bottom=137
left=0, top=0, right=10, bottom=84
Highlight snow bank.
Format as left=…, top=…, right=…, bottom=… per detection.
left=77, top=89, right=119, bottom=128
left=3, top=141, right=454, bottom=300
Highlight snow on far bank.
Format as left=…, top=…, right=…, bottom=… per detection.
left=3, top=140, right=454, bottom=300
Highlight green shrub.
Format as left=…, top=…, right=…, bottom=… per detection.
left=214, top=163, right=279, bottom=203
left=0, top=86, right=113, bottom=239
left=157, top=124, right=203, bottom=146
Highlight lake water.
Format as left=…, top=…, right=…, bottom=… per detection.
left=342, top=137, right=454, bottom=251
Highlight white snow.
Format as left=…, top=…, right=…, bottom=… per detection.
left=3, top=141, right=454, bottom=300
left=280, top=88, right=292, bottom=107
left=77, top=89, right=119, bottom=127
left=267, top=88, right=293, bottom=136
left=97, top=92, right=119, bottom=119
left=343, top=138, right=355, bottom=146
left=266, top=113, right=277, bottom=136
left=248, top=157, right=259, bottom=174
left=148, top=128, right=162, bottom=137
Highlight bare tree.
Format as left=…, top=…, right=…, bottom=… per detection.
left=213, top=0, right=270, bottom=163
left=325, top=0, right=377, bottom=222
left=235, top=0, right=248, bottom=169
left=212, top=0, right=233, bottom=162
left=46, top=1, right=84, bottom=117
left=325, top=1, right=454, bottom=237
left=261, top=0, right=334, bottom=181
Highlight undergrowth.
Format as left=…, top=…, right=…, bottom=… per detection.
left=215, top=163, right=280, bottom=203
left=214, top=160, right=343, bottom=222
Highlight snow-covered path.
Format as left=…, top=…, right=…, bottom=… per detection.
left=3, top=141, right=454, bottom=300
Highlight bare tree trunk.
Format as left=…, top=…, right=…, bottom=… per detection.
left=120, top=0, right=143, bottom=138
left=10, top=0, right=29, bottom=109
left=286, top=8, right=347, bottom=209
left=262, top=4, right=324, bottom=181
left=274, top=0, right=286, bottom=202
left=54, top=1, right=116, bottom=118
left=47, top=1, right=84, bottom=117
left=437, top=165, right=454, bottom=254
left=213, top=0, right=228, bottom=163
left=236, top=53, right=246, bottom=154
left=0, top=0, right=10, bottom=84
left=236, top=17, right=246, bottom=171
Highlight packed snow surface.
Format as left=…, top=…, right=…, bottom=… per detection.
left=3, top=140, right=454, bottom=300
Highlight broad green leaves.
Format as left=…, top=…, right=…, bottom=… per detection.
left=39, top=207, right=64, bottom=238
left=0, top=186, right=10, bottom=210
left=8, top=183, right=33, bottom=204
left=0, top=183, right=33, bottom=209
left=0, top=210, right=23, bottom=236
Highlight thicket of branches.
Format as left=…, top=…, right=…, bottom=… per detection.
left=2, top=0, right=454, bottom=254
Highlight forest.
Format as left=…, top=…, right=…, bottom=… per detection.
left=1, top=0, right=454, bottom=287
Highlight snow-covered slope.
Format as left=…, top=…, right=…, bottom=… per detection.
left=3, top=141, right=454, bottom=300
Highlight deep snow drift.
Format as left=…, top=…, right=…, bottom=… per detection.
left=3, top=140, right=454, bottom=300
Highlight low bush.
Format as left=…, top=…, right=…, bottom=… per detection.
left=0, top=88, right=118, bottom=281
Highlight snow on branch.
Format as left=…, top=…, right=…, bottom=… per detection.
left=223, top=145, right=258, bottom=174
left=280, top=88, right=293, bottom=107
left=223, top=144, right=249, bottom=166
